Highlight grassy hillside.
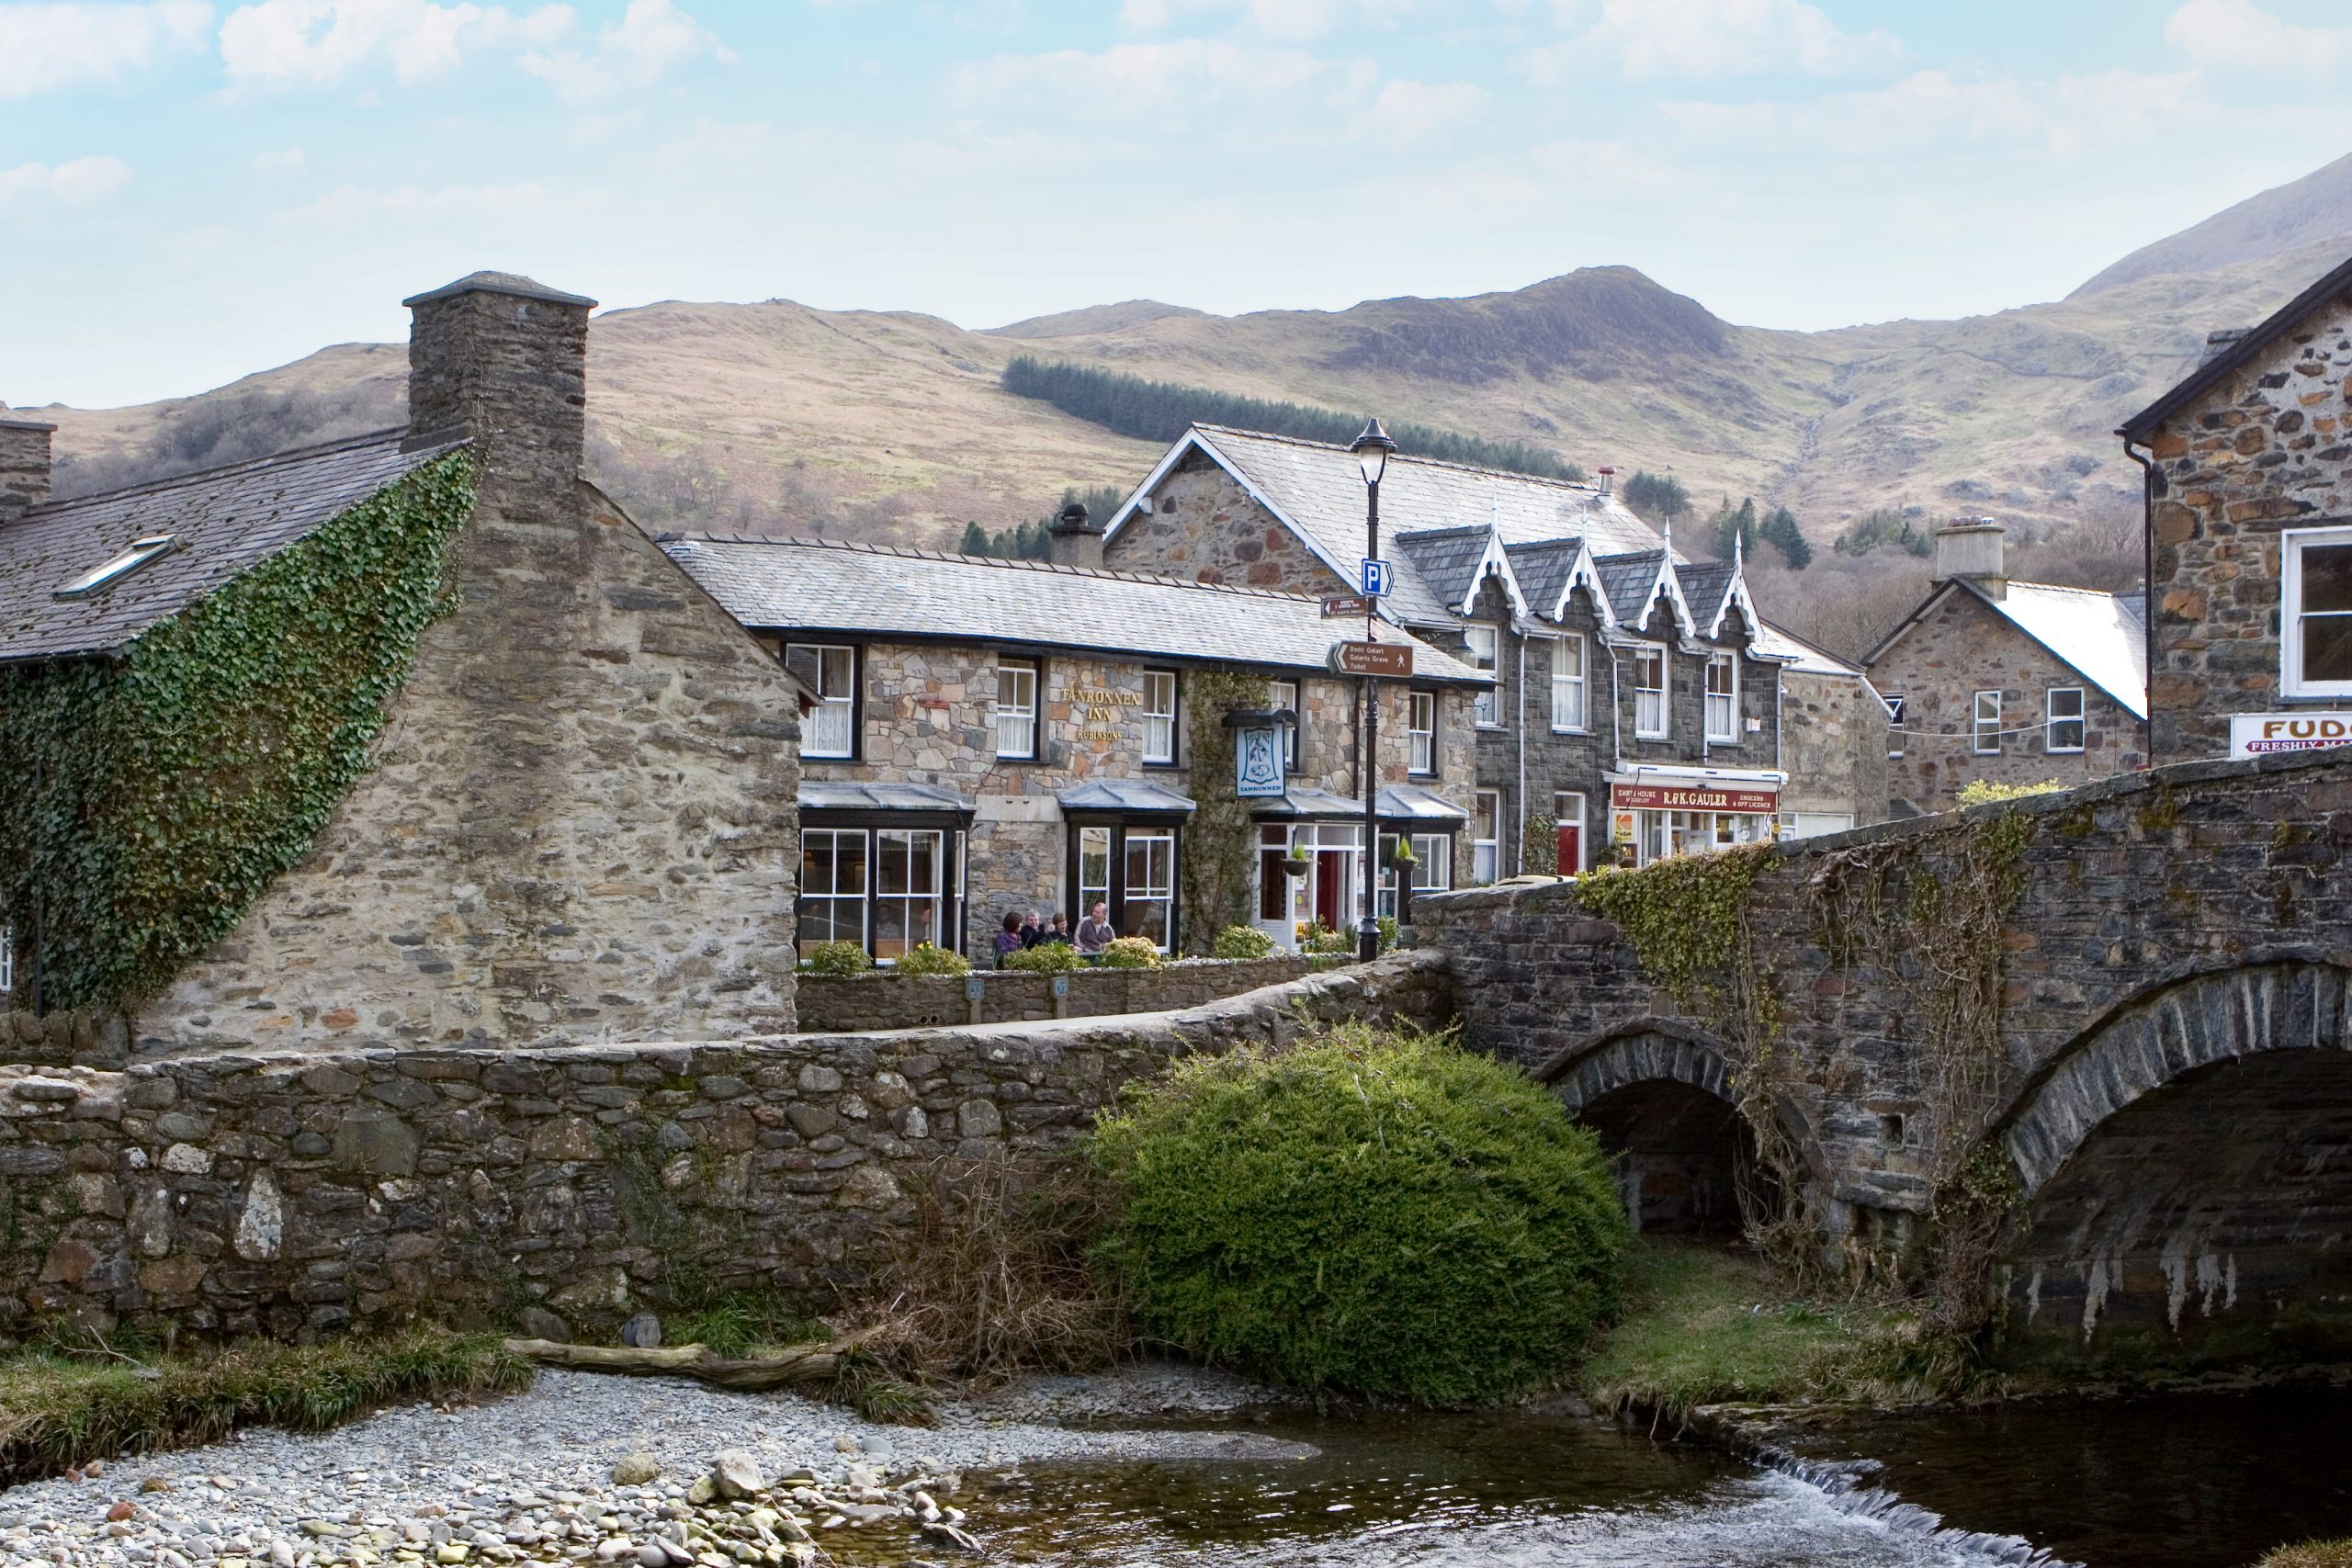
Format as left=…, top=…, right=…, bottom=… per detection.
left=11, top=231, right=2347, bottom=558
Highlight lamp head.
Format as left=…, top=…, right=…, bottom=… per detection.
left=1351, top=418, right=1397, bottom=487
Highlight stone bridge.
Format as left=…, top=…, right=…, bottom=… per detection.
left=1416, top=749, right=2352, bottom=1368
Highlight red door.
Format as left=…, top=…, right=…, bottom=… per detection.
left=1557, top=823, right=1582, bottom=874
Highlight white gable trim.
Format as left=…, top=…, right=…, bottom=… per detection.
left=1634, top=555, right=1696, bottom=640
left=1709, top=562, right=1765, bottom=642
left=1457, top=526, right=1529, bottom=617
left=1545, top=540, right=1618, bottom=632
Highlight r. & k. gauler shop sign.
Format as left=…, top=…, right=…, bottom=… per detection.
left=1609, top=783, right=1781, bottom=814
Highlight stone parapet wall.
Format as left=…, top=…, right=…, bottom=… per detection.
left=0, top=952, right=1451, bottom=1340
left=0, top=1012, right=127, bottom=1071
left=796, top=956, right=1318, bottom=1033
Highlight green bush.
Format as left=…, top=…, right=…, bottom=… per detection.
left=1213, top=925, right=1277, bottom=960
left=892, top=941, right=970, bottom=977
left=1303, top=924, right=1353, bottom=955
left=1955, top=778, right=2064, bottom=807
left=1092, top=1025, right=1628, bottom=1406
left=802, top=941, right=873, bottom=977
left=1098, top=936, right=1162, bottom=969
left=1003, top=942, right=1082, bottom=973
left=1377, top=915, right=1400, bottom=953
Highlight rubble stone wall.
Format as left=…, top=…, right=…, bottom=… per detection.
left=795, top=955, right=1318, bottom=1032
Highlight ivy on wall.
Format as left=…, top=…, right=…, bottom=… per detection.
left=0, top=452, right=476, bottom=1011
left=1181, top=669, right=1272, bottom=954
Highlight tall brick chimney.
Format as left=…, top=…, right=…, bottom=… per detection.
left=1048, top=500, right=1106, bottom=570
left=401, top=271, right=596, bottom=526
left=0, top=418, right=55, bottom=522
left=1933, top=516, right=2007, bottom=600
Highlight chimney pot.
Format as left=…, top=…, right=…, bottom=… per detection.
left=0, top=418, right=56, bottom=523
left=1047, top=500, right=1106, bottom=570
left=1933, top=516, right=2007, bottom=599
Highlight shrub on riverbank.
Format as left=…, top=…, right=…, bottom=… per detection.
left=0, top=1327, right=527, bottom=1483
left=1092, top=1024, right=1627, bottom=1406
left=2258, top=1544, right=2352, bottom=1568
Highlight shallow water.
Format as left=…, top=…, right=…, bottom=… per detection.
left=851, top=1387, right=2352, bottom=1567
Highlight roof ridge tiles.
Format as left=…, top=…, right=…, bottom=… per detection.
left=25, top=426, right=439, bottom=513
left=665, top=529, right=1332, bottom=604
left=1188, top=422, right=1603, bottom=493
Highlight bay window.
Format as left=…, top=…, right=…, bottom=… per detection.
left=873, top=829, right=944, bottom=961
left=1069, top=821, right=1182, bottom=952
left=797, top=829, right=869, bottom=954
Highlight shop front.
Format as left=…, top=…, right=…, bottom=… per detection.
left=1251, top=785, right=1464, bottom=949
left=1604, top=768, right=1787, bottom=867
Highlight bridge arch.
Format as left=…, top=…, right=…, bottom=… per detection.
left=1536, top=1021, right=1770, bottom=1236
left=1996, top=958, right=2352, bottom=1358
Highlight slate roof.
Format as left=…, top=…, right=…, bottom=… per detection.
left=1250, top=784, right=1470, bottom=821
left=1866, top=578, right=2148, bottom=718
left=1674, top=562, right=1737, bottom=633
left=1058, top=780, right=1195, bottom=814
left=1596, top=551, right=1673, bottom=627
left=1392, top=526, right=1496, bottom=615
left=1107, top=424, right=1673, bottom=629
left=801, top=781, right=973, bottom=813
left=0, top=430, right=462, bottom=665
left=1502, top=538, right=1588, bottom=615
left=661, top=535, right=1492, bottom=686
left=1752, top=620, right=1865, bottom=679
left=2120, top=250, right=2352, bottom=441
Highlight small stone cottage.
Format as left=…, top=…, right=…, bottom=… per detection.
left=0, top=273, right=806, bottom=1057
left=1865, top=520, right=2147, bottom=816
left=2121, top=250, right=2352, bottom=765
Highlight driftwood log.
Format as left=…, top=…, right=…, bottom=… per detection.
left=502, top=1325, right=885, bottom=1391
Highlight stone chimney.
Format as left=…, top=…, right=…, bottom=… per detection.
left=0, top=418, right=55, bottom=522
left=402, top=271, right=596, bottom=526
left=1048, top=500, right=1105, bottom=570
left=1934, top=517, right=2007, bottom=600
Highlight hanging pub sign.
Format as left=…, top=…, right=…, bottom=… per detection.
left=1225, top=706, right=1295, bottom=799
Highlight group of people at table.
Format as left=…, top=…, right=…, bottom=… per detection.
left=992, top=901, right=1118, bottom=964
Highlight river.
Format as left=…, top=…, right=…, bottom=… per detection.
left=848, top=1385, right=2352, bottom=1567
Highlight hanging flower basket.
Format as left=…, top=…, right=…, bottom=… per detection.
left=1387, top=841, right=1419, bottom=870
left=1281, top=853, right=1312, bottom=878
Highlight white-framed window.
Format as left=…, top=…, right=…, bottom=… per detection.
left=1375, top=831, right=1452, bottom=918
left=1079, top=825, right=1113, bottom=923
left=2283, top=526, right=2352, bottom=696
left=1554, top=790, right=1586, bottom=874
left=53, top=534, right=178, bottom=600
left=797, top=829, right=869, bottom=956
left=1550, top=634, right=1587, bottom=732
left=1473, top=789, right=1501, bottom=885
left=1884, top=694, right=1906, bottom=758
left=996, top=659, right=1038, bottom=759
left=1774, top=811, right=1854, bottom=841
left=1705, top=653, right=1737, bottom=742
left=2046, top=687, right=2086, bottom=753
left=1465, top=625, right=1502, bottom=727
left=1272, top=680, right=1300, bottom=771
left=1408, top=690, right=1436, bottom=774
left=1973, top=690, right=2002, bottom=754
left=1142, top=669, right=1178, bottom=764
left=874, top=829, right=944, bottom=961
left=784, top=642, right=856, bottom=759
left=1124, top=829, right=1176, bottom=951
left=1634, top=645, right=1669, bottom=739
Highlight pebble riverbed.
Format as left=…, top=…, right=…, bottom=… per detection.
left=0, top=1366, right=1307, bottom=1568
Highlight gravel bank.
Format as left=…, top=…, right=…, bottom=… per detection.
left=0, top=1365, right=1308, bottom=1567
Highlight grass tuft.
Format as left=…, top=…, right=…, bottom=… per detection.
left=0, top=1326, right=529, bottom=1484
left=662, top=1290, right=828, bottom=1360
left=2257, top=1544, right=2352, bottom=1568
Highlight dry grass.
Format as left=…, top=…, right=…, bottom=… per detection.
left=0, top=1326, right=528, bottom=1484
left=2256, top=1543, right=2352, bottom=1568
left=853, top=1150, right=1129, bottom=1393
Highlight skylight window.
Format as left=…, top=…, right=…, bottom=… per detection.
left=54, top=535, right=179, bottom=600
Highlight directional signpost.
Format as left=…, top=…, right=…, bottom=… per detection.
left=1360, top=558, right=1392, bottom=599
left=1321, top=595, right=1371, bottom=619
left=1329, top=639, right=1413, bottom=679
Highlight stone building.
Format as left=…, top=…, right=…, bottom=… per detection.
left=663, top=534, right=1490, bottom=958
left=1865, top=521, right=2148, bottom=815
left=0, top=273, right=806, bottom=1054
left=2120, top=251, right=2352, bottom=764
left=1102, top=424, right=1887, bottom=873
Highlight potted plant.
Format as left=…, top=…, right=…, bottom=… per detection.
left=1387, top=840, right=1419, bottom=871
left=1281, top=840, right=1312, bottom=878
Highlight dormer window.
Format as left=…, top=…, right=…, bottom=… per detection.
left=55, top=535, right=178, bottom=600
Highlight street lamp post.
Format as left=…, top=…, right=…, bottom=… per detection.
left=1351, top=418, right=1397, bottom=964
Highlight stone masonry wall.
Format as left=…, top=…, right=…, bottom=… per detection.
left=1779, top=667, right=1891, bottom=825
left=136, top=282, right=803, bottom=1054
left=796, top=955, right=1317, bottom=1033
left=1871, top=589, right=2142, bottom=814
left=1104, top=457, right=1336, bottom=592
left=0, top=952, right=1452, bottom=1339
left=2144, top=285, right=2352, bottom=762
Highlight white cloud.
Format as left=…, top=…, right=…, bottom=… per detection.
left=2165, top=0, right=2352, bottom=73
left=954, top=38, right=1373, bottom=122
left=267, top=177, right=579, bottom=227
left=0, top=1, right=211, bottom=99
left=254, top=143, right=306, bottom=169
left=1526, top=0, right=1902, bottom=84
left=218, top=0, right=575, bottom=86
left=1118, top=0, right=1420, bottom=41
left=520, top=0, right=730, bottom=105
left=1363, top=78, right=1486, bottom=144
left=0, top=155, right=134, bottom=207
left=1663, top=68, right=2206, bottom=157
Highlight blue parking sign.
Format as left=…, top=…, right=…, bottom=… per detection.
left=1361, top=558, right=1391, bottom=597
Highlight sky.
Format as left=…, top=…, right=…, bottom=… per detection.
left=6, top=0, right=2352, bottom=409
